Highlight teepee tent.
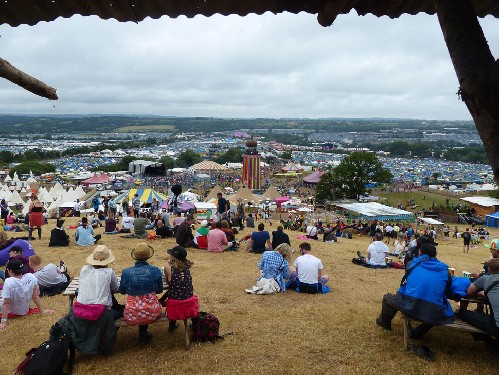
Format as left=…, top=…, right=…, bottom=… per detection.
left=205, top=185, right=225, bottom=201
left=230, top=187, right=260, bottom=203
left=7, top=190, right=24, bottom=205
left=262, top=185, right=280, bottom=200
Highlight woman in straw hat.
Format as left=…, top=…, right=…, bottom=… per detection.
left=118, top=242, right=163, bottom=345
left=75, top=245, right=121, bottom=320
left=164, top=246, right=199, bottom=332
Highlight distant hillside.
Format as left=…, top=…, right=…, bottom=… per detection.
left=0, top=114, right=476, bottom=135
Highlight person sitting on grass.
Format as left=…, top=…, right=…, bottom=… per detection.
left=75, top=217, right=101, bottom=246
left=287, top=242, right=330, bottom=294
left=258, top=243, right=292, bottom=292
left=29, top=254, right=70, bottom=297
left=354, top=232, right=389, bottom=268
left=271, top=226, right=290, bottom=250
left=220, top=220, right=236, bottom=243
left=207, top=221, right=233, bottom=252
left=5, top=245, right=35, bottom=279
left=104, top=213, right=119, bottom=234
left=175, top=215, right=196, bottom=248
left=375, top=242, right=454, bottom=339
left=155, top=219, right=173, bottom=239
left=133, top=212, right=150, bottom=239
left=0, top=259, right=54, bottom=330
left=49, top=219, right=70, bottom=247
left=245, top=213, right=255, bottom=229
left=246, top=223, right=271, bottom=254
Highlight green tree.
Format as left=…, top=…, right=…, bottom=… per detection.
left=280, top=150, right=292, bottom=160
left=316, top=152, right=392, bottom=200
left=213, top=148, right=243, bottom=164
left=175, top=149, right=202, bottom=168
left=10, top=161, right=56, bottom=175
left=159, top=155, right=175, bottom=169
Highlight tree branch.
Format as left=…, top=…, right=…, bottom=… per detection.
left=0, top=57, right=58, bottom=100
left=317, top=0, right=350, bottom=27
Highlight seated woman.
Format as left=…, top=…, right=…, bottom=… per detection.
left=58, top=245, right=119, bottom=355
left=75, top=217, right=101, bottom=246
left=392, top=232, right=406, bottom=257
left=49, top=219, right=70, bottom=247
left=118, top=243, right=163, bottom=346
left=6, top=212, right=16, bottom=225
left=246, top=243, right=292, bottom=294
left=164, top=246, right=199, bottom=332
left=155, top=220, right=173, bottom=239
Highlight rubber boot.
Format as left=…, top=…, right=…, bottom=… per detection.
left=37, top=228, right=42, bottom=240
left=28, top=228, right=34, bottom=240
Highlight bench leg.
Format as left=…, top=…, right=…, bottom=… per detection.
left=403, top=318, right=410, bottom=350
left=68, top=296, right=75, bottom=311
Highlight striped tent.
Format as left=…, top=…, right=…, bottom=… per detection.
left=113, top=188, right=167, bottom=205
left=192, top=160, right=228, bottom=171
left=281, top=162, right=302, bottom=173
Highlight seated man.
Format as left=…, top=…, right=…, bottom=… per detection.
left=133, top=212, right=150, bottom=239
left=356, top=232, right=389, bottom=267
left=457, top=258, right=499, bottom=340
left=271, top=226, right=290, bottom=250
left=49, top=219, right=70, bottom=247
left=376, top=242, right=454, bottom=338
left=288, top=242, right=330, bottom=294
left=323, top=228, right=338, bottom=243
left=208, top=222, right=233, bottom=252
left=29, top=255, right=70, bottom=297
left=175, top=215, right=195, bottom=248
left=246, top=223, right=271, bottom=254
left=155, top=219, right=173, bottom=239
left=0, top=259, right=53, bottom=330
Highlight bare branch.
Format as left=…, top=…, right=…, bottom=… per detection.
left=0, top=57, right=58, bottom=100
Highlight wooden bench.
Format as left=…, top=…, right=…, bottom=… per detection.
left=402, top=315, right=489, bottom=350
left=63, top=277, right=192, bottom=349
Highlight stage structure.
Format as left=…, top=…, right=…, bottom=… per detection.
left=242, top=138, right=261, bottom=190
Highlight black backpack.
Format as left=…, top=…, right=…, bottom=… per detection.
left=16, top=323, right=75, bottom=375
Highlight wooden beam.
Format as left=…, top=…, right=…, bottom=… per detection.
left=433, top=0, right=499, bottom=179
left=0, top=57, right=58, bottom=100
left=317, top=0, right=350, bottom=27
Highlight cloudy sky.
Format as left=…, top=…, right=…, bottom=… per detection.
left=0, top=11, right=497, bottom=120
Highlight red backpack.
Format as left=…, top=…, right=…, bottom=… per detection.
left=191, top=312, right=223, bottom=342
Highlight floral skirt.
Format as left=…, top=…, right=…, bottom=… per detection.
left=123, top=293, right=162, bottom=325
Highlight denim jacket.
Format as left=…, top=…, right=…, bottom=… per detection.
left=118, top=261, right=163, bottom=297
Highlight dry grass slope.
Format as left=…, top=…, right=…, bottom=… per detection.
left=1, top=218, right=497, bottom=374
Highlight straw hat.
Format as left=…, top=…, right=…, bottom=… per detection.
left=131, top=242, right=154, bottom=260
left=86, top=245, right=115, bottom=266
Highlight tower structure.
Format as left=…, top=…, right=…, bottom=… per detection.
left=242, top=138, right=261, bottom=190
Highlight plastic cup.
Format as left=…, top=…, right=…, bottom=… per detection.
left=448, top=268, right=455, bottom=276
left=463, top=271, right=471, bottom=278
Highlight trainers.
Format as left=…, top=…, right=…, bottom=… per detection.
left=376, top=317, right=391, bottom=331
left=59, top=260, right=67, bottom=273
left=356, top=250, right=363, bottom=258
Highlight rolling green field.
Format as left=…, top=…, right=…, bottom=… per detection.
left=377, top=190, right=464, bottom=213
left=115, top=125, right=175, bottom=132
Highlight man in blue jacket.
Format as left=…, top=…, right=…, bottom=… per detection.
left=376, top=242, right=454, bottom=338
